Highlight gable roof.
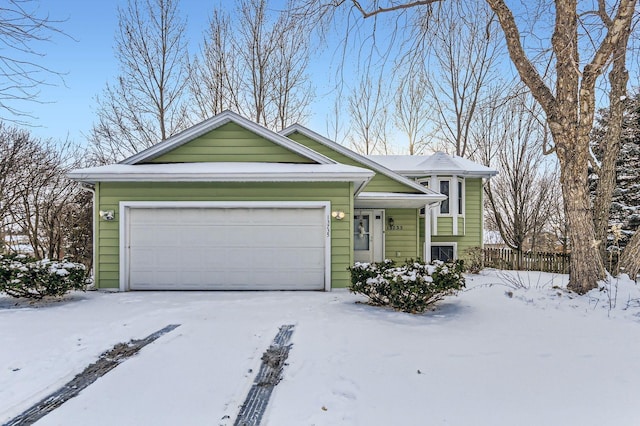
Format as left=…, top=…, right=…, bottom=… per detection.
left=280, top=124, right=442, bottom=196
left=121, top=110, right=335, bottom=165
left=367, top=152, right=497, bottom=178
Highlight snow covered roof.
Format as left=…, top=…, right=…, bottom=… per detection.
left=367, top=152, right=497, bottom=178
left=121, top=110, right=335, bottom=166
left=68, top=162, right=375, bottom=193
left=280, top=124, right=443, bottom=196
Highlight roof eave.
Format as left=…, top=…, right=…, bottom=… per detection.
left=66, top=171, right=375, bottom=185
left=280, top=124, right=439, bottom=195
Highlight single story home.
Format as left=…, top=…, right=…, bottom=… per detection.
left=69, top=111, right=496, bottom=291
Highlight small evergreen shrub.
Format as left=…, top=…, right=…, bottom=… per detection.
left=349, top=259, right=465, bottom=313
left=0, top=254, right=88, bottom=299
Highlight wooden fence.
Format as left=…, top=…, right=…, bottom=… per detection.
left=483, top=248, right=570, bottom=274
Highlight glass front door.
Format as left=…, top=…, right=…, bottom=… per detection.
left=354, top=210, right=383, bottom=263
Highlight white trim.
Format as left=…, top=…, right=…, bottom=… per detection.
left=424, top=204, right=432, bottom=261
left=79, top=184, right=96, bottom=284
left=68, top=163, right=374, bottom=185
left=355, top=192, right=444, bottom=209
left=430, top=242, right=458, bottom=261
left=121, top=110, right=335, bottom=165
left=280, top=124, right=441, bottom=196
left=119, top=200, right=332, bottom=292
left=431, top=205, right=438, bottom=237
left=451, top=175, right=458, bottom=235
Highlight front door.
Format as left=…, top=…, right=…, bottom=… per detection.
left=354, top=209, right=384, bottom=263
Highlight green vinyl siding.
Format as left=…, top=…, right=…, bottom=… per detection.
left=94, top=181, right=352, bottom=290
left=385, top=208, right=419, bottom=262
left=287, top=132, right=420, bottom=193
left=436, top=217, right=454, bottom=235
left=148, top=122, right=314, bottom=164
left=419, top=178, right=484, bottom=263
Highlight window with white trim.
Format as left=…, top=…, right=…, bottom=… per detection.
left=439, top=180, right=450, bottom=214
left=417, top=177, right=465, bottom=217
left=457, top=179, right=464, bottom=215
left=431, top=244, right=456, bottom=261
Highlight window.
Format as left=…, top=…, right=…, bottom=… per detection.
left=458, top=180, right=464, bottom=215
left=431, top=245, right=455, bottom=262
left=439, top=180, right=450, bottom=214
left=418, top=179, right=429, bottom=215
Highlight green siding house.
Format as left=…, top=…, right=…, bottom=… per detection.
left=69, top=111, right=495, bottom=291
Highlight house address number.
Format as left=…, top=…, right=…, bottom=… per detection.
left=387, top=225, right=403, bottom=231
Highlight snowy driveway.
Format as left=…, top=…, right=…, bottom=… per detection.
left=1, top=271, right=640, bottom=426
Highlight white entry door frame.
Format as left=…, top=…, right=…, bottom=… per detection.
left=353, top=209, right=385, bottom=263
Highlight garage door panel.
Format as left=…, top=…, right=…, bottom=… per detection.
left=127, top=206, right=327, bottom=290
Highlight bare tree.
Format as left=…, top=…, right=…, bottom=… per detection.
left=347, top=75, right=389, bottom=154
left=413, top=0, right=504, bottom=157
left=296, top=0, right=637, bottom=293
left=591, top=26, right=633, bottom=267
left=190, top=0, right=313, bottom=130
left=394, top=68, right=429, bottom=154
left=0, top=124, right=89, bottom=262
left=89, top=0, right=190, bottom=164
left=484, top=95, right=559, bottom=266
left=0, top=0, right=67, bottom=123
left=189, top=10, right=242, bottom=119
left=0, top=123, right=41, bottom=250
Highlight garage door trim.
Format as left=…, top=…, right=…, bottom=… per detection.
left=119, top=201, right=332, bottom=291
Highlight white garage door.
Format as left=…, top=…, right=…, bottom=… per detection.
left=126, top=206, right=328, bottom=290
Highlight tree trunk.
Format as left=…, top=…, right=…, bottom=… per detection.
left=556, top=141, right=606, bottom=293
left=593, top=31, right=630, bottom=267
left=620, top=230, right=640, bottom=280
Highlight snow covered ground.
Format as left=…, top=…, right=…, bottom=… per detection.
left=1, top=269, right=639, bottom=426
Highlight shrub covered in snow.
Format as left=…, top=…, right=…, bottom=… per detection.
left=349, top=259, right=465, bottom=313
left=0, top=254, right=88, bottom=299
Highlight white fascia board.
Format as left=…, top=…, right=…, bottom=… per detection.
left=121, top=111, right=335, bottom=165
left=280, top=124, right=440, bottom=195
left=67, top=171, right=374, bottom=184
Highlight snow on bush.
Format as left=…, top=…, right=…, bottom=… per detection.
left=349, top=259, right=466, bottom=313
left=0, top=254, right=88, bottom=299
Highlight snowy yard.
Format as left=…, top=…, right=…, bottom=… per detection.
left=1, top=270, right=639, bottom=426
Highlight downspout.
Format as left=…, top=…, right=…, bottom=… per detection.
left=79, top=183, right=96, bottom=288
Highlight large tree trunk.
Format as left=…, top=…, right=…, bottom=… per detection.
left=593, top=31, right=630, bottom=267
left=556, top=142, right=606, bottom=293
left=620, top=231, right=640, bottom=280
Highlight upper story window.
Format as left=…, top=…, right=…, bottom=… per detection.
left=417, top=177, right=465, bottom=217
left=439, top=180, right=450, bottom=214
left=458, top=179, right=464, bottom=215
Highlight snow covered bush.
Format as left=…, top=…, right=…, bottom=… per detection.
left=0, top=254, right=88, bottom=299
left=349, top=259, right=465, bottom=313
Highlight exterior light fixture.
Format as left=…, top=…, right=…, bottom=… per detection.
left=99, top=210, right=115, bottom=221
left=331, top=210, right=345, bottom=220
left=388, top=217, right=395, bottom=227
